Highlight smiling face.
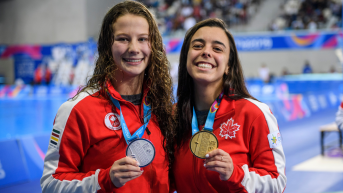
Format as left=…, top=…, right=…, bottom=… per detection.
left=186, top=26, right=230, bottom=87
left=111, top=14, right=151, bottom=83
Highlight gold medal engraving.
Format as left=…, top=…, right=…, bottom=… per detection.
left=190, top=130, right=218, bottom=159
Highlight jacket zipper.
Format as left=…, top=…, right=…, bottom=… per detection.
left=193, top=155, right=201, bottom=193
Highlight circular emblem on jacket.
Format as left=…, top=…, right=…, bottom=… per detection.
left=104, top=113, right=121, bottom=130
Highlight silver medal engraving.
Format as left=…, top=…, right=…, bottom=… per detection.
left=126, top=138, right=155, bottom=167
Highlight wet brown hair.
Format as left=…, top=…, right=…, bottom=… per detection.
left=174, top=18, right=256, bottom=148
left=75, top=0, right=175, bottom=174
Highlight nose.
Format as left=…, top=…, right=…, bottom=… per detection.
left=202, top=52, right=211, bottom=58
left=202, top=47, right=211, bottom=58
left=128, top=40, right=139, bottom=54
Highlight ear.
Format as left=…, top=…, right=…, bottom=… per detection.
left=225, top=65, right=229, bottom=75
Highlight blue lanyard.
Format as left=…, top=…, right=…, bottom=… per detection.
left=191, top=92, right=223, bottom=135
left=108, top=93, right=151, bottom=145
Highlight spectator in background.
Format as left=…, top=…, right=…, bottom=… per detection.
left=335, top=101, right=343, bottom=132
left=34, top=63, right=52, bottom=85
left=155, top=0, right=262, bottom=35
left=269, top=72, right=275, bottom=83
left=330, top=65, right=337, bottom=73
left=259, top=63, right=270, bottom=83
left=302, top=60, right=313, bottom=73
left=291, top=18, right=304, bottom=30
left=270, top=0, right=342, bottom=31
left=184, top=15, right=197, bottom=31
left=180, top=4, right=193, bottom=18
left=307, top=19, right=317, bottom=32
left=281, top=67, right=290, bottom=76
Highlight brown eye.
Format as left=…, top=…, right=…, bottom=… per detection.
left=139, top=37, right=148, bottom=42
left=214, top=47, right=223, bottom=52
left=117, top=37, right=128, bottom=42
left=193, top=44, right=202, bottom=49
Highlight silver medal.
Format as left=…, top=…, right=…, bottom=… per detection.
left=126, top=138, right=155, bottom=167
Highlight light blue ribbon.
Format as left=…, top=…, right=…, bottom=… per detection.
left=191, top=92, right=223, bottom=135
left=108, top=93, right=151, bottom=144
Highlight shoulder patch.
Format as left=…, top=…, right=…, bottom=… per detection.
left=268, top=130, right=282, bottom=148
left=104, top=113, right=121, bottom=130
left=50, top=128, right=61, bottom=149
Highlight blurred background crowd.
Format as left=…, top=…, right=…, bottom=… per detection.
left=140, top=0, right=263, bottom=36
left=1, top=0, right=342, bottom=87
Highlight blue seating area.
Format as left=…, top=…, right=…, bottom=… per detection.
left=246, top=73, right=343, bottom=96
left=245, top=74, right=342, bottom=125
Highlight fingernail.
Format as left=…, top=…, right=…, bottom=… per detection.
left=205, top=154, right=209, bottom=158
left=136, top=162, right=140, bottom=166
left=204, top=163, right=206, bottom=167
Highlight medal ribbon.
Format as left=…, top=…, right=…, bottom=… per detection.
left=107, top=92, right=151, bottom=145
left=191, top=92, right=224, bottom=135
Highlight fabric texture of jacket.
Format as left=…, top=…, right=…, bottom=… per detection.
left=41, top=83, right=169, bottom=193
left=172, top=96, right=287, bottom=193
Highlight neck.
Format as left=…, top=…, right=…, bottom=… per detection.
left=113, top=73, right=144, bottom=95
left=193, top=81, right=223, bottom=111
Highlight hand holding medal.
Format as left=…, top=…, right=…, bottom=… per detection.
left=203, top=149, right=234, bottom=181
left=109, top=157, right=143, bottom=188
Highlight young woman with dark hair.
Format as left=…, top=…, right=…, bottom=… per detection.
left=41, top=1, right=174, bottom=192
left=171, top=18, right=287, bottom=192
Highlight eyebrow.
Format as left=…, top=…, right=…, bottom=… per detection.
left=115, top=33, right=149, bottom=36
left=191, top=38, right=226, bottom=48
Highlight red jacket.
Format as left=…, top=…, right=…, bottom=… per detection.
left=172, top=97, right=286, bottom=193
left=41, top=84, right=169, bottom=193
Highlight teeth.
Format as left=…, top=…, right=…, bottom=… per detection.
left=197, top=63, right=212, bottom=69
left=125, top=59, right=142, bottom=62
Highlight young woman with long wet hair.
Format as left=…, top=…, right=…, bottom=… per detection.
left=41, top=1, right=174, bottom=192
left=171, top=18, right=286, bottom=192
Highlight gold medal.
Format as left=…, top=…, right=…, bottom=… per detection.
left=190, top=130, right=218, bottom=159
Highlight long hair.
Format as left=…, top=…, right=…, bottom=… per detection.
left=174, top=18, right=256, bottom=148
left=75, top=0, right=175, bottom=173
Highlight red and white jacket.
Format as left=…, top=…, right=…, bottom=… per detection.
left=172, top=97, right=286, bottom=193
left=40, top=84, right=169, bottom=193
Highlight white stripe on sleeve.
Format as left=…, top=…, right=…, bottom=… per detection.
left=41, top=89, right=102, bottom=193
left=241, top=98, right=287, bottom=193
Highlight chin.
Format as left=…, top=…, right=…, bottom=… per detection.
left=193, top=77, right=212, bottom=84
left=194, top=76, right=223, bottom=86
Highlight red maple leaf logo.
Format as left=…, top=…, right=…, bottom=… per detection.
left=219, top=118, right=240, bottom=139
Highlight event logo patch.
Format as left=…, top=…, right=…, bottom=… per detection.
left=50, top=128, right=61, bottom=149
left=104, top=113, right=121, bottom=130
left=268, top=131, right=282, bottom=148
left=219, top=118, right=240, bottom=139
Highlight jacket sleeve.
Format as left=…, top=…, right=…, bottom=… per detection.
left=335, top=103, right=343, bottom=130
left=40, top=99, right=117, bottom=193
left=225, top=100, right=287, bottom=193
